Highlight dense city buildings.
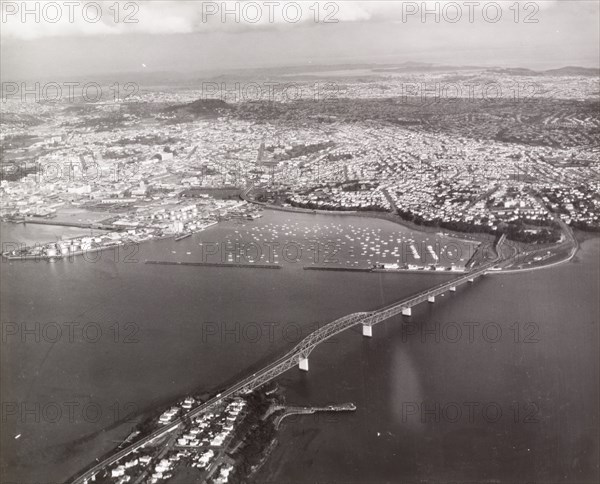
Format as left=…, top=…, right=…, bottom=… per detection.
left=2, top=69, right=598, bottom=253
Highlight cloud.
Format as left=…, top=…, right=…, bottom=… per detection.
left=0, top=1, right=568, bottom=40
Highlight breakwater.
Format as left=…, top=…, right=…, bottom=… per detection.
left=145, top=260, right=282, bottom=269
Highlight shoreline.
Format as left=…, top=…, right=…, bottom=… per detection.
left=2, top=209, right=592, bottom=273
left=0, top=224, right=215, bottom=262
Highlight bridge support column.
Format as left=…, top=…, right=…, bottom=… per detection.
left=402, top=307, right=412, bottom=316
left=299, top=357, right=309, bottom=372
left=428, top=296, right=435, bottom=303
left=450, top=286, right=456, bottom=292
left=362, top=324, right=373, bottom=337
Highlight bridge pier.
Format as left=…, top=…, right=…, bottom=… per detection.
left=362, top=324, right=373, bottom=337
left=450, top=286, right=456, bottom=292
left=428, top=296, right=435, bottom=303
left=402, top=307, right=412, bottom=316
left=299, top=357, right=309, bottom=372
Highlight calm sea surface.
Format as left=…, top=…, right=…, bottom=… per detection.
left=1, top=212, right=598, bottom=484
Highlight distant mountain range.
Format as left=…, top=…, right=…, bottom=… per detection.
left=366, top=62, right=599, bottom=77
left=488, top=66, right=600, bottom=77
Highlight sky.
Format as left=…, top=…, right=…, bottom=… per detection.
left=1, top=0, right=599, bottom=80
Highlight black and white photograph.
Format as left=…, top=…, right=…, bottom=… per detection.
left=1, top=1, right=599, bottom=483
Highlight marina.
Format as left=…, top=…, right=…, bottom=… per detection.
left=212, top=214, right=480, bottom=270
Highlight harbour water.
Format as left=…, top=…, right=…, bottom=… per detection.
left=1, top=211, right=598, bottom=484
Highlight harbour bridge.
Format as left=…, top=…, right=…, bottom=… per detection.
left=236, top=241, right=503, bottom=388
left=71, top=235, right=506, bottom=483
